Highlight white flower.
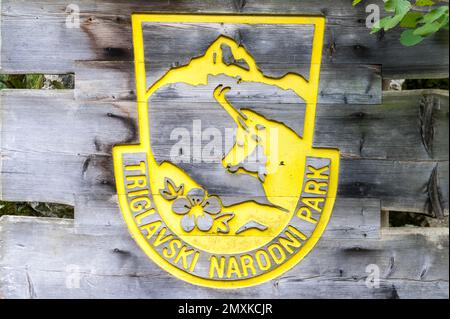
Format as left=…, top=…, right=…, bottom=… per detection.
left=172, top=188, right=222, bottom=232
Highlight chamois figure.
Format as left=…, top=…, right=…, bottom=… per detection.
left=214, top=85, right=268, bottom=183
left=213, top=84, right=306, bottom=211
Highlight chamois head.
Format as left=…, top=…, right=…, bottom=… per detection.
left=213, top=85, right=269, bottom=182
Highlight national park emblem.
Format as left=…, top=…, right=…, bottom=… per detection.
left=113, top=14, right=339, bottom=288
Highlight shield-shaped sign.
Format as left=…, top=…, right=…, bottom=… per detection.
left=113, top=14, right=339, bottom=288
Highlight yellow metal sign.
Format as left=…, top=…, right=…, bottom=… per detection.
left=113, top=14, right=339, bottom=288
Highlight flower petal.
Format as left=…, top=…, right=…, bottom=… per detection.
left=196, top=214, right=213, bottom=232
left=187, top=188, right=206, bottom=206
left=172, top=198, right=191, bottom=215
left=181, top=215, right=195, bottom=232
left=203, top=196, right=222, bottom=215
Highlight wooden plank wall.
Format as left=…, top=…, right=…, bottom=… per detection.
left=0, top=0, right=448, bottom=78
left=0, top=0, right=449, bottom=298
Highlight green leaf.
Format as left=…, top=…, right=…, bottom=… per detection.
left=400, top=12, right=423, bottom=28
left=436, top=13, right=450, bottom=29
left=386, top=14, right=408, bottom=30
left=420, top=6, right=449, bottom=24
left=370, top=25, right=382, bottom=34
left=379, top=0, right=413, bottom=30
left=416, top=0, right=435, bottom=6
left=377, top=16, right=393, bottom=29
left=384, top=0, right=398, bottom=13
left=413, top=20, right=441, bottom=35
left=353, top=0, right=446, bottom=47
left=443, top=20, right=449, bottom=29
left=400, top=29, right=425, bottom=46
left=379, top=13, right=408, bottom=31
left=396, top=0, right=413, bottom=15
left=385, top=0, right=411, bottom=12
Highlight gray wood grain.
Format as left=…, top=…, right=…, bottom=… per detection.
left=0, top=90, right=448, bottom=215
left=74, top=195, right=381, bottom=239
left=1, top=90, right=448, bottom=162
left=1, top=0, right=448, bottom=300
left=74, top=60, right=382, bottom=105
left=141, top=22, right=316, bottom=84
left=0, top=216, right=447, bottom=299
left=0, top=0, right=448, bottom=78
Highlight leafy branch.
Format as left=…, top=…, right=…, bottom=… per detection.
left=353, top=0, right=449, bottom=46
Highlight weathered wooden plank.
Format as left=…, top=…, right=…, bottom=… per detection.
left=3, top=268, right=447, bottom=299
left=339, top=160, right=448, bottom=215
left=315, top=90, right=449, bottom=161
left=145, top=89, right=449, bottom=162
left=136, top=21, right=379, bottom=105
left=74, top=61, right=382, bottom=105
left=0, top=0, right=2, bottom=72
left=0, top=216, right=447, bottom=299
left=141, top=22, right=316, bottom=84
left=0, top=90, right=448, bottom=215
left=1, top=1, right=447, bottom=300
left=0, top=0, right=448, bottom=78
left=74, top=195, right=381, bottom=239
left=1, top=90, right=447, bottom=161
left=2, top=147, right=446, bottom=215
